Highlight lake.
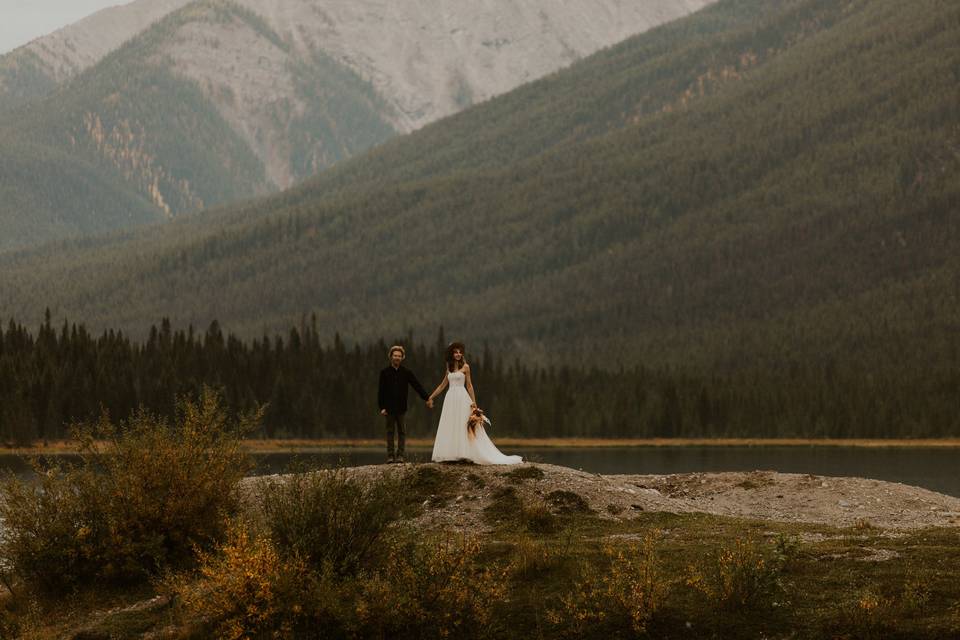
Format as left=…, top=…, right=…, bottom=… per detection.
left=3, top=446, right=958, bottom=497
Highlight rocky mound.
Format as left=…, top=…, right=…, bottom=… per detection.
left=245, top=462, right=960, bottom=532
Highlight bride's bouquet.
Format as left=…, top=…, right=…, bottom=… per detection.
left=467, top=405, right=491, bottom=438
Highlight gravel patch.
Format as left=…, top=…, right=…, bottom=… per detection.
left=242, top=463, right=960, bottom=532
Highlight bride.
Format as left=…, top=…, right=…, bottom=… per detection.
left=428, top=342, right=522, bottom=465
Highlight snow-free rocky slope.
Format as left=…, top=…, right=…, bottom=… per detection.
left=0, top=0, right=714, bottom=250
left=2, top=0, right=715, bottom=133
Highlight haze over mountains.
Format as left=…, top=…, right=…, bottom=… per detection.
left=3, top=0, right=957, bottom=377
left=0, top=0, right=713, bottom=251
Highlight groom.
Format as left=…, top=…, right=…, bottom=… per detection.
left=378, top=345, right=431, bottom=463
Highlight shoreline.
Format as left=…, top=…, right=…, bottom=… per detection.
left=5, top=437, right=960, bottom=455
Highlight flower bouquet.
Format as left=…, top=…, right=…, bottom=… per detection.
left=467, top=405, right=491, bottom=439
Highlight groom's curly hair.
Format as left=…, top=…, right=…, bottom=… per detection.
left=446, top=342, right=466, bottom=372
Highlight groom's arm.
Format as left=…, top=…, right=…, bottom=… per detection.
left=408, top=370, right=430, bottom=401
left=377, top=369, right=388, bottom=412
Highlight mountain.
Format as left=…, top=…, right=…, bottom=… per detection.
left=1, top=0, right=958, bottom=377
left=0, top=0, right=714, bottom=252
left=0, top=0, right=193, bottom=112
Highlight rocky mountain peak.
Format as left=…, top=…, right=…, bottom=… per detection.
left=2, top=0, right=716, bottom=189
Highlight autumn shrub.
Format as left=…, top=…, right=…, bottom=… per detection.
left=168, top=521, right=334, bottom=640
left=685, top=538, right=786, bottom=615
left=504, top=465, right=545, bottom=483
left=772, top=533, right=801, bottom=571
left=546, top=490, right=593, bottom=515
left=172, top=467, right=500, bottom=636
left=484, top=485, right=523, bottom=525
left=900, top=573, right=932, bottom=616
left=172, top=523, right=506, bottom=639
left=0, top=464, right=108, bottom=594
left=466, top=472, right=486, bottom=489
left=353, top=534, right=509, bottom=639
left=484, top=485, right=561, bottom=534
left=0, top=592, right=22, bottom=639
left=0, top=388, right=255, bottom=594
left=547, top=534, right=667, bottom=637
left=827, top=588, right=895, bottom=640
left=524, top=499, right=561, bottom=534
left=406, top=465, right=459, bottom=508
left=258, top=467, right=408, bottom=576
left=509, top=535, right=565, bottom=581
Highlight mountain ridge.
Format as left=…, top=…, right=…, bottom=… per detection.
left=0, top=0, right=715, bottom=251
left=1, top=0, right=716, bottom=131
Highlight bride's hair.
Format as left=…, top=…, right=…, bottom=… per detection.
left=446, top=342, right=466, bottom=372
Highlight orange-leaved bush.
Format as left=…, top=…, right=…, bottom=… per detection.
left=0, top=388, right=256, bottom=594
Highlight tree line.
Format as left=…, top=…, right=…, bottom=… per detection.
left=1, top=313, right=958, bottom=446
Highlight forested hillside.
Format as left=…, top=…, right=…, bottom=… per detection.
left=0, top=51, right=270, bottom=247
left=0, top=136, right=162, bottom=247
left=1, top=0, right=959, bottom=438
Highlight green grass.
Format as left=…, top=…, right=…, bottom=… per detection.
left=406, top=465, right=461, bottom=509
left=481, top=511, right=960, bottom=639
left=546, top=489, right=594, bottom=515
left=503, top=465, right=546, bottom=483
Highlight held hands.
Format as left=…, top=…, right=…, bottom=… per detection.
left=380, top=409, right=387, bottom=416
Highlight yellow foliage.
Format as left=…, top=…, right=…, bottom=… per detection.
left=168, top=522, right=317, bottom=639
left=354, top=535, right=509, bottom=639
left=685, top=538, right=784, bottom=612
left=548, top=533, right=666, bottom=637
left=0, top=388, right=255, bottom=593
left=835, top=587, right=895, bottom=640
left=170, top=525, right=507, bottom=639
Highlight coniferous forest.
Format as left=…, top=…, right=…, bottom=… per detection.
left=2, top=313, right=958, bottom=446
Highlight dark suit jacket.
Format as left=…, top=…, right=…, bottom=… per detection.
left=378, top=365, right=429, bottom=415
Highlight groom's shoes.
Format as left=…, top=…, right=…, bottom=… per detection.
left=395, top=454, right=406, bottom=463
left=386, top=455, right=395, bottom=464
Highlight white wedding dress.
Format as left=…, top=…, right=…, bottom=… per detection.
left=431, top=371, right=522, bottom=465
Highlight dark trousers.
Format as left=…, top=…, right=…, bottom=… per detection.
left=385, top=413, right=406, bottom=457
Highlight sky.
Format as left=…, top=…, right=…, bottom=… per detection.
left=0, top=0, right=128, bottom=55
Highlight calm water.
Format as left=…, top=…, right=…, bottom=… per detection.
left=3, top=446, right=958, bottom=497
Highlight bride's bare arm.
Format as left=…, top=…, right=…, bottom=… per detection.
left=464, top=363, right=477, bottom=405
left=428, top=372, right=449, bottom=403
